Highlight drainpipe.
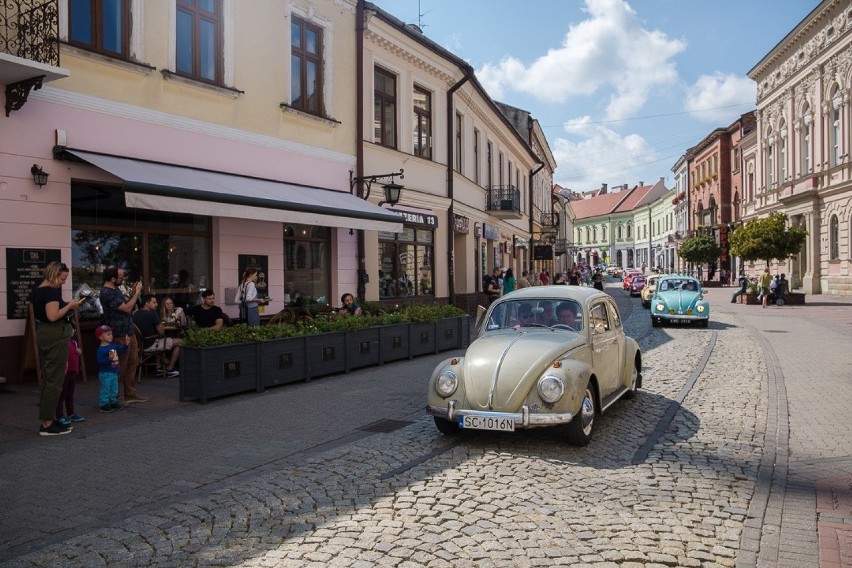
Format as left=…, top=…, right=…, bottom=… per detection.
left=446, top=66, right=474, bottom=306
left=529, top=161, right=544, bottom=272
left=355, top=1, right=367, bottom=301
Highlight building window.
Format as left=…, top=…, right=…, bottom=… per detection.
left=617, top=225, right=622, bottom=240
left=412, top=86, right=432, bottom=159
left=767, top=132, right=775, bottom=186
left=378, top=228, right=433, bottom=298
left=779, top=122, right=787, bottom=182
left=831, top=88, right=842, bottom=167
left=71, top=183, right=212, bottom=320
left=284, top=224, right=330, bottom=309
left=176, top=0, right=223, bottom=84
left=828, top=215, right=839, bottom=260
left=802, top=106, right=812, bottom=175
left=627, top=224, right=632, bottom=239
left=69, top=0, right=130, bottom=57
left=498, top=153, right=504, bottom=187
left=473, top=129, right=480, bottom=185
left=454, top=111, right=463, bottom=170
left=290, top=15, right=324, bottom=115
left=374, top=67, right=397, bottom=149
left=486, top=141, right=493, bottom=188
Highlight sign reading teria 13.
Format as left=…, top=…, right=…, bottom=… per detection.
left=389, top=208, right=438, bottom=228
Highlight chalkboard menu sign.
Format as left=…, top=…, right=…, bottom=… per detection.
left=6, top=248, right=62, bottom=320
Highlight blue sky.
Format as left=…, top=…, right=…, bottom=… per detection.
left=372, top=0, right=819, bottom=192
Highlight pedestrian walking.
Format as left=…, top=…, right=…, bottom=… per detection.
left=759, top=267, right=772, bottom=308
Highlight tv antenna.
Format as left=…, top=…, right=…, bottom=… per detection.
left=417, top=0, right=431, bottom=30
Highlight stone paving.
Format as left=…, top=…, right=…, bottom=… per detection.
left=0, top=285, right=849, bottom=567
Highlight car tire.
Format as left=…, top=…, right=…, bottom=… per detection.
left=651, top=317, right=661, bottom=327
left=623, top=359, right=640, bottom=399
left=699, top=319, right=709, bottom=328
left=565, top=385, right=596, bottom=446
left=433, top=416, right=460, bottom=435
left=642, top=300, right=649, bottom=309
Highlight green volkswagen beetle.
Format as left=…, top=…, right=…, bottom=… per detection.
left=650, top=275, right=710, bottom=328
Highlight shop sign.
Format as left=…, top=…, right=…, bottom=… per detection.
left=453, top=214, right=469, bottom=234
left=533, top=245, right=553, bottom=260
left=483, top=223, right=499, bottom=240
left=387, top=208, right=438, bottom=229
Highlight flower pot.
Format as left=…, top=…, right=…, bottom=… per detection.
left=180, top=342, right=260, bottom=403
left=345, top=327, right=380, bottom=371
left=379, top=323, right=410, bottom=363
left=259, top=336, right=307, bottom=387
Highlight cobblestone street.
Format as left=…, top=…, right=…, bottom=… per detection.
left=1, top=286, right=850, bottom=567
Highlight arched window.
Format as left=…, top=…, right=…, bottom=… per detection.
left=802, top=104, right=812, bottom=175
left=592, top=226, right=597, bottom=242
left=586, top=227, right=590, bottom=242
left=830, top=86, right=842, bottom=167
left=617, top=224, right=623, bottom=239
left=626, top=224, right=632, bottom=239
left=766, top=127, right=775, bottom=186
left=779, top=119, right=787, bottom=182
left=830, top=215, right=839, bottom=260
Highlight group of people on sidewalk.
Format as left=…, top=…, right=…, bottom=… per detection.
left=483, top=265, right=606, bottom=305
left=729, top=267, right=789, bottom=307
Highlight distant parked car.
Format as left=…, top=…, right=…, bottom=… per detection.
left=651, top=275, right=710, bottom=328
left=622, top=270, right=642, bottom=290
left=641, top=274, right=665, bottom=308
left=426, top=287, right=642, bottom=446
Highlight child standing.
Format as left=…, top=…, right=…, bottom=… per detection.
left=55, top=335, right=85, bottom=426
left=95, top=325, right=128, bottom=413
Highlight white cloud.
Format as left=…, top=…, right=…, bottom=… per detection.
left=684, top=72, right=756, bottom=123
left=476, top=0, right=685, bottom=120
left=551, top=117, right=658, bottom=191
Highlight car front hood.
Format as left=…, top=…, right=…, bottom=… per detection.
left=463, top=331, right=584, bottom=411
left=658, top=291, right=701, bottom=311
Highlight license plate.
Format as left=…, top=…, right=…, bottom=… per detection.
left=460, top=415, right=515, bottom=432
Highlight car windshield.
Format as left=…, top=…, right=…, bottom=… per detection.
left=484, top=299, right=584, bottom=332
left=658, top=278, right=699, bottom=292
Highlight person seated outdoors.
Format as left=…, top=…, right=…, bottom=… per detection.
left=133, top=294, right=182, bottom=377
left=536, top=301, right=556, bottom=326
left=159, top=296, right=187, bottom=331
left=187, top=289, right=225, bottom=329
left=515, top=304, right=536, bottom=328
left=555, top=302, right=579, bottom=330
left=338, top=293, right=363, bottom=316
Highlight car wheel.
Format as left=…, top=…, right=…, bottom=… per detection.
left=623, top=359, right=640, bottom=399
left=642, top=300, right=649, bottom=309
left=566, top=385, right=596, bottom=446
left=700, top=319, right=709, bottom=328
left=651, top=317, right=660, bottom=327
left=433, top=416, right=459, bottom=435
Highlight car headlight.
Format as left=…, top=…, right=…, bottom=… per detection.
left=697, top=305, right=706, bottom=313
left=537, top=374, right=565, bottom=403
left=655, top=303, right=665, bottom=312
left=435, top=370, right=458, bottom=398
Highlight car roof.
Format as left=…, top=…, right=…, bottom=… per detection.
left=497, top=286, right=609, bottom=303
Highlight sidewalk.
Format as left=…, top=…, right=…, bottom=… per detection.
left=708, top=287, right=852, bottom=567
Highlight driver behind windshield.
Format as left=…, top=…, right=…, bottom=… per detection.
left=556, top=302, right=578, bottom=329
left=517, top=304, right=535, bottom=327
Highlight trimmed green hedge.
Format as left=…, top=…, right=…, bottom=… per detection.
left=183, top=304, right=465, bottom=347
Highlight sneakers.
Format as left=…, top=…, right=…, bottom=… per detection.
left=39, top=421, right=72, bottom=436
left=125, top=396, right=149, bottom=404
left=99, top=405, right=114, bottom=413
left=165, top=369, right=180, bottom=378
left=70, top=414, right=86, bottom=423
left=110, top=402, right=125, bottom=410
left=56, top=416, right=71, bottom=427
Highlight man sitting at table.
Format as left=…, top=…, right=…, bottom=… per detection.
left=133, top=294, right=182, bottom=377
left=187, top=289, right=225, bottom=330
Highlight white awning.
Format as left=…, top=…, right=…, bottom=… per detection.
left=63, top=150, right=404, bottom=232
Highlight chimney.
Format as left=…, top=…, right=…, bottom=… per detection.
left=638, top=181, right=644, bottom=187
left=600, top=183, right=607, bottom=194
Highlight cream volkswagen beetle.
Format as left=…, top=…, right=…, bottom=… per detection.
left=427, top=287, right=642, bottom=445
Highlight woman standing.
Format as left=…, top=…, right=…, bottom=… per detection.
left=502, top=268, right=516, bottom=295
left=239, top=268, right=265, bottom=326
left=32, top=262, right=82, bottom=436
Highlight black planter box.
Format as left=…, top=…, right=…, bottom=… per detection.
left=180, top=342, right=260, bottom=403
left=345, top=328, right=380, bottom=371
left=379, top=323, right=410, bottom=363
left=409, top=322, right=436, bottom=357
left=259, top=336, right=307, bottom=387
left=306, top=332, right=346, bottom=379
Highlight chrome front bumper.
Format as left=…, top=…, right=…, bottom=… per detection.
left=426, top=400, right=573, bottom=427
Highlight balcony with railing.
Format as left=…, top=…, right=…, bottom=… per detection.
left=1, top=0, right=67, bottom=115
left=538, top=210, right=559, bottom=230
left=485, top=185, right=522, bottom=219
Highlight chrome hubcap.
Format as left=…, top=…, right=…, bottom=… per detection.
left=580, top=388, right=595, bottom=435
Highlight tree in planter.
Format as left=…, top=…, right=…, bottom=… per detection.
left=678, top=231, right=721, bottom=281
left=728, top=212, right=807, bottom=269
